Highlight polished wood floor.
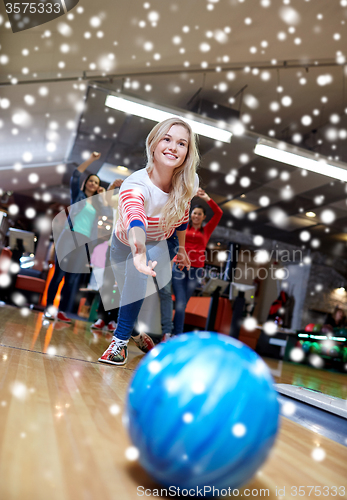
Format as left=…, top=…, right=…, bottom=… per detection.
left=0, top=304, right=346, bottom=500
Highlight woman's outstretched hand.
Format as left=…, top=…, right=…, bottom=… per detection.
left=134, top=253, right=157, bottom=277
left=176, top=247, right=191, bottom=271
left=129, top=227, right=157, bottom=277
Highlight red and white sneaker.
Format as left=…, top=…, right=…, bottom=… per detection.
left=107, top=321, right=117, bottom=332
left=98, top=338, right=128, bottom=365
left=131, top=332, right=155, bottom=354
left=91, top=319, right=105, bottom=330
left=57, top=311, right=72, bottom=323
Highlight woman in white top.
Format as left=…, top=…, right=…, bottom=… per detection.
left=98, top=117, right=199, bottom=365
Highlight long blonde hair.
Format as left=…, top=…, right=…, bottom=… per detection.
left=145, top=117, right=199, bottom=228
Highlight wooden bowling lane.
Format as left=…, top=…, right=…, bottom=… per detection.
left=0, top=344, right=140, bottom=500
left=0, top=304, right=141, bottom=365
left=246, top=418, right=347, bottom=499
left=0, top=304, right=346, bottom=499
left=264, top=358, right=347, bottom=400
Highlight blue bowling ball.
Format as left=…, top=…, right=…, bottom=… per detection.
left=125, top=332, right=280, bottom=492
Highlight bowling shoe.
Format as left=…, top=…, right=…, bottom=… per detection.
left=132, top=332, right=155, bottom=353
left=107, top=321, right=117, bottom=332
left=44, top=311, right=55, bottom=320
left=98, top=338, right=128, bottom=365
left=57, top=311, right=72, bottom=323
left=44, top=308, right=57, bottom=320
left=91, top=319, right=105, bottom=330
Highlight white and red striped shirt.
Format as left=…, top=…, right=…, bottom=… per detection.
left=115, top=168, right=199, bottom=246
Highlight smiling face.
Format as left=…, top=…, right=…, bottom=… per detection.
left=84, top=175, right=100, bottom=196
left=191, top=207, right=206, bottom=228
left=153, top=124, right=189, bottom=171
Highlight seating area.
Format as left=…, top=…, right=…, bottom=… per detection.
left=0, top=247, right=47, bottom=305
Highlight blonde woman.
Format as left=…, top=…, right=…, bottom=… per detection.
left=99, top=117, right=199, bottom=365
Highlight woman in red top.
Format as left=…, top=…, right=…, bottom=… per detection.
left=172, top=188, right=223, bottom=335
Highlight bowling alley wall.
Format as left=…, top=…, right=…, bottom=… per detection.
left=301, top=259, right=347, bottom=327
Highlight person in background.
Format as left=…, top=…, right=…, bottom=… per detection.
left=155, top=230, right=179, bottom=342
left=89, top=239, right=109, bottom=290
left=45, top=152, right=111, bottom=323
left=91, top=178, right=123, bottom=332
left=98, top=117, right=199, bottom=365
left=171, top=188, right=223, bottom=336
left=325, top=306, right=346, bottom=328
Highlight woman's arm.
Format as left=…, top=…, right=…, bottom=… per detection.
left=70, top=152, right=102, bottom=203
left=119, top=182, right=148, bottom=237
left=105, top=179, right=123, bottom=207
left=77, top=151, right=101, bottom=173
left=96, top=185, right=108, bottom=206
left=176, top=229, right=191, bottom=270
left=196, top=188, right=223, bottom=240
left=128, top=226, right=157, bottom=277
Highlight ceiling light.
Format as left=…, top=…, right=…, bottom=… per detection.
left=118, top=166, right=128, bottom=171
left=306, top=212, right=316, bottom=217
left=0, top=161, right=61, bottom=172
left=254, top=139, right=347, bottom=182
left=105, top=94, right=232, bottom=143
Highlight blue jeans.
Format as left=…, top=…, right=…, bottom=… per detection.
left=172, top=264, right=202, bottom=335
left=158, top=280, right=173, bottom=334
left=157, top=231, right=178, bottom=334
left=110, top=235, right=171, bottom=341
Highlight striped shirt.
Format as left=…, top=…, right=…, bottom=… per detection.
left=115, top=168, right=199, bottom=246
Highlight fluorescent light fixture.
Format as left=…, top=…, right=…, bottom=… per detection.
left=306, top=211, right=316, bottom=217
left=254, top=139, right=347, bottom=182
left=105, top=94, right=232, bottom=143
left=0, top=161, right=63, bottom=171
left=97, top=163, right=132, bottom=184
